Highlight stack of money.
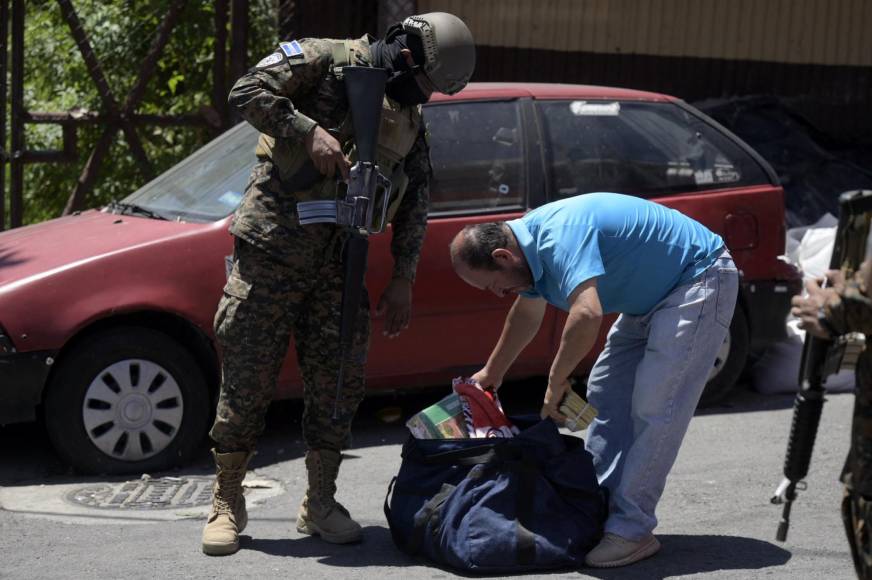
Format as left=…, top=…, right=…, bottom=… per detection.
left=559, top=389, right=598, bottom=432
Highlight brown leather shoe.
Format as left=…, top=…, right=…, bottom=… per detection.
left=584, top=532, right=661, bottom=568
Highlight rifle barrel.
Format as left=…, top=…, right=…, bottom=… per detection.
left=333, top=233, right=369, bottom=419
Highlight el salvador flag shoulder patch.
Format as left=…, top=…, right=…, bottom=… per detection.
left=280, top=40, right=304, bottom=58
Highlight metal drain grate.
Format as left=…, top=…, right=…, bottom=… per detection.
left=65, top=476, right=219, bottom=510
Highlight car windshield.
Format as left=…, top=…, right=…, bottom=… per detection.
left=122, top=122, right=259, bottom=222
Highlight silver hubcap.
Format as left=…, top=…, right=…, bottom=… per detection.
left=82, top=359, right=184, bottom=462
left=707, top=331, right=732, bottom=383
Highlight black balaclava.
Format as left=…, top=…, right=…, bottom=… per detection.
left=370, top=25, right=429, bottom=106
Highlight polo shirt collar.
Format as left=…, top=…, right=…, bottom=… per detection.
left=507, top=219, right=543, bottom=285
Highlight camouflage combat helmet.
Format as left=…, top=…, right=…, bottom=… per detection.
left=402, top=12, right=475, bottom=95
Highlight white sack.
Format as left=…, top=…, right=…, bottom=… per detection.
left=751, top=214, right=856, bottom=395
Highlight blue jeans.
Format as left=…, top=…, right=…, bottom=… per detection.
left=585, top=250, right=739, bottom=539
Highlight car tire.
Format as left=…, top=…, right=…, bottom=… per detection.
left=44, top=326, right=210, bottom=475
left=699, top=304, right=750, bottom=407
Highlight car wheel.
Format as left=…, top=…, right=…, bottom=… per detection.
left=699, top=304, right=750, bottom=407
left=44, top=327, right=210, bottom=475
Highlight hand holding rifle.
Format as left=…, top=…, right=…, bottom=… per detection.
left=305, top=125, right=351, bottom=180
left=791, top=271, right=845, bottom=338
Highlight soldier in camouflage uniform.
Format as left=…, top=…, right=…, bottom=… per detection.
left=793, top=241, right=872, bottom=579
left=201, top=13, right=475, bottom=556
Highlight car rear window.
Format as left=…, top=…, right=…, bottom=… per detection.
left=536, top=100, right=769, bottom=200
left=424, top=100, right=526, bottom=215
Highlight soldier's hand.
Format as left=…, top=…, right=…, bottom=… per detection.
left=791, top=278, right=840, bottom=338
left=375, top=277, right=412, bottom=338
left=826, top=269, right=847, bottom=294
left=305, top=125, right=351, bottom=181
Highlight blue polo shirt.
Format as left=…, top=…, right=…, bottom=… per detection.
left=507, top=193, right=724, bottom=315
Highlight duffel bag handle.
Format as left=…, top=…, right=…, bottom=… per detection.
left=383, top=476, right=411, bottom=553
left=406, top=442, right=500, bottom=466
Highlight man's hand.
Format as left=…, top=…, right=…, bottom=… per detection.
left=304, top=125, right=351, bottom=180
left=791, top=274, right=842, bottom=338
left=542, top=376, right=571, bottom=423
left=470, top=368, right=504, bottom=391
left=375, top=278, right=412, bottom=338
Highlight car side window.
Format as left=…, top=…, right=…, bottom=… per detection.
left=423, top=100, right=525, bottom=214
left=536, top=100, right=768, bottom=199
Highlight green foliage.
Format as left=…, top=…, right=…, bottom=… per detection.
left=18, top=0, right=277, bottom=224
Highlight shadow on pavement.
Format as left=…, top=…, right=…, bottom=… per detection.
left=242, top=529, right=791, bottom=577
left=694, top=387, right=798, bottom=416
left=0, top=387, right=449, bottom=485
left=581, top=534, right=791, bottom=579
left=243, top=525, right=416, bottom=567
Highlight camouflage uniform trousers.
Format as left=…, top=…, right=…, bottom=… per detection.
left=843, top=484, right=872, bottom=579
left=844, top=348, right=872, bottom=580
left=208, top=226, right=370, bottom=454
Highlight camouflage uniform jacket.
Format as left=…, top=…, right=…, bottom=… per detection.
left=227, top=36, right=431, bottom=282
left=826, top=278, right=872, bottom=495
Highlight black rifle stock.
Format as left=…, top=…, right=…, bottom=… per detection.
left=771, top=190, right=872, bottom=541
left=332, top=66, right=390, bottom=419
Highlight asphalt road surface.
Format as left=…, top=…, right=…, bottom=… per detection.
left=0, top=382, right=858, bottom=579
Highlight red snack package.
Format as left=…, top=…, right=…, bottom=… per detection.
left=452, top=377, right=520, bottom=438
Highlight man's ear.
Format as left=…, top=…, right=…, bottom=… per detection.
left=492, top=248, right=514, bottom=264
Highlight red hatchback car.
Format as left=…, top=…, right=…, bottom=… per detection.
left=0, top=83, right=800, bottom=474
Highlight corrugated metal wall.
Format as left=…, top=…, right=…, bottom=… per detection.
left=421, top=0, right=872, bottom=66
left=417, top=0, right=872, bottom=140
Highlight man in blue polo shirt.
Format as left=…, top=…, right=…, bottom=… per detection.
left=449, top=192, right=738, bottom=568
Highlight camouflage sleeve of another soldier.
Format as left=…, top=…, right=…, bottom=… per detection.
left=227, top=39, right=331, bottom=141
left=792, top=260, right=872, bottom=339
left=823, top=272, right=872, bottom=337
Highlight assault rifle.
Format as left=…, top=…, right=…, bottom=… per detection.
left=292, top=66, right=391, bottom=419
left=332, top=66, right=391, bottom=419
left=771, top=189, right=872, bottom=541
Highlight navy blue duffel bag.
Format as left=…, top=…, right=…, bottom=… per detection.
left=384, top=417, right=608, bottom=573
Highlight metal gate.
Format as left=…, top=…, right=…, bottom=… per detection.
left=0, top=0, right=251, bottom=231
left=0, top=0, right=417, bottom=231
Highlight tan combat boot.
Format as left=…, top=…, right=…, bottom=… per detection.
left=201, top=449, right=252, bottom=556
left=296, top=449, right=362, bottom=544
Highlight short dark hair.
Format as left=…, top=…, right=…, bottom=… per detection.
left=453, top=222, right=509, bottom=271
